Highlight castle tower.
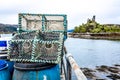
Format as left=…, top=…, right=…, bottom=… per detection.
left=92, top=15, right=96, bottom=22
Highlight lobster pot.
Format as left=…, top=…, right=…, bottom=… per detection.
left=13, top=63, right=60, bottom=80
left=8, top=31, right=64, bottom=63
left=18, top=13, right=67, bottom=40
left=0, top=60, right=11, bottom=80
left=0, top=54, right=14, bottom=75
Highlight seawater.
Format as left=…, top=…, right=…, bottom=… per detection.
left=65, top=38, right=120, bottom=68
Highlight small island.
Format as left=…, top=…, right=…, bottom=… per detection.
left=69, top=15, right=120, bottom=40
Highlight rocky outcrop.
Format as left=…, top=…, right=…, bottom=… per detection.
left=69, top=33, right=120, bottom=40
left=81, top=64, right=120, bottom=80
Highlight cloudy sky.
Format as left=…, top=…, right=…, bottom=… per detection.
left=0, top=0, right=120, bottom=29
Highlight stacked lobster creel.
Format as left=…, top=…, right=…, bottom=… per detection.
left=8, top=13, right=67, bottom=80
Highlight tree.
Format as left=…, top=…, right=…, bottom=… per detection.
left=74, top=26, right=79, bottom=33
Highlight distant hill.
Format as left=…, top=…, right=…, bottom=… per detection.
left=0, top=23, right=18, bottom=33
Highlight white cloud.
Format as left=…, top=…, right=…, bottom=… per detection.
left=0, top=0, right=120, bottom=29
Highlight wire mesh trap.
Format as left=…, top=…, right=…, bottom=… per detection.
left=8, top=31, right=64, bottom=63
left=18, top=13, right=67, bottom=40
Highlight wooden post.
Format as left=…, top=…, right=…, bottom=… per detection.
left=66, top=54, right=87, bottom=80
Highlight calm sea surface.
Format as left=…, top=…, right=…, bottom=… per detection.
left=65, top=38, right=120, bottom=68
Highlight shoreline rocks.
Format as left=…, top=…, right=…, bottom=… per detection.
left=81, top=64, right=120, bottom=80
left=69, top=33, right=120, bottom=40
